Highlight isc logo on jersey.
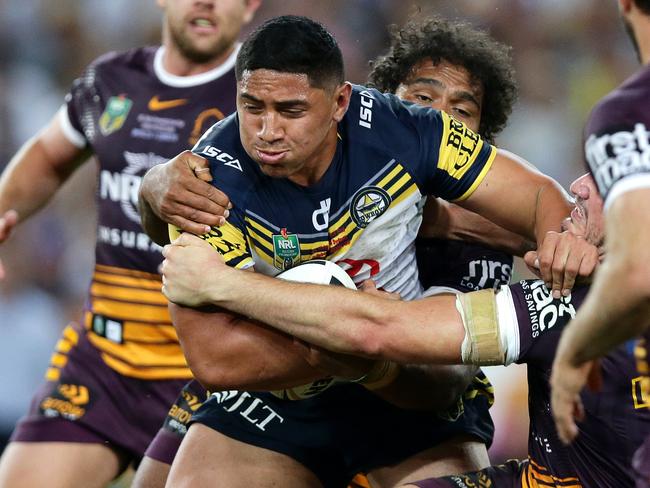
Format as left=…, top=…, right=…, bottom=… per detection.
left=521, top=280, right=576, bottom=338
left=585, top=123, right=650, bottom=195
left=199, top=145, right=242, bottom=172
left=359, top=90, right=374, bottom=129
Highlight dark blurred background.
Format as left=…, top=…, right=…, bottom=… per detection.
left=0, top=0, right=636, bottom=471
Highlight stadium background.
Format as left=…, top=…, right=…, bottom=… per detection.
left=0, top=0, right=636, bottom=484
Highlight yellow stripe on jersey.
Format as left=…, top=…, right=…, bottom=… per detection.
left=100, top=353, right=192, bottom=380
left=522, top=458, right=581, bottom=488
left=88, top=334, right=188, bottom=367
left=437, top=111, right=495, bottom=196
left=246, top=216, right=273, bottom=239
left=453, top=145, right=497, bottom=202
left=90, top=283, right=168, bottom=305
left=247, top=226, right=274, bottom=253
left=122, top=322, right=179, bottom=343
left=92, top=298, right=172, bottom=324
left=169, top=223, right=253, bottom=269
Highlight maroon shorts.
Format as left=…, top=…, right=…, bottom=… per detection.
left=11, top=324, right=189, bottom=462
left=144, top=380, right=207, bottom=464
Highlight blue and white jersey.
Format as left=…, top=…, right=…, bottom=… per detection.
left=175, top=85, right=496, bottom=300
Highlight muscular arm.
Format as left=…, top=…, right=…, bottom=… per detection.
left=460, top=149, right=572, bottom=248
left=419, top=197, right=534, bottom=257
left=555, top=189, right=650, bottom=364
left=170, top=303, right=333, bottom=391
left=0, top=114, right=89, bottom=221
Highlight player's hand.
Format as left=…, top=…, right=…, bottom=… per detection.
left=161, top=233, right=229, bottom=306
left=0, top=209, right=19, bottom=280
left=550, top=354, right=602, bottom=445
left=524, top=230, right=599, bottom=298
left=141, top=150, right=231, bottom=235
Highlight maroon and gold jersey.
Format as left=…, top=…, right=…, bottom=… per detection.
left=60, top=46, right=238, bottom=379
left=508, top=281, right=650, bottom=487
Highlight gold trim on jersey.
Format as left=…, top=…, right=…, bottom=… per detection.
left=45, top=325, right=79, bottom=381
left=86, top=265, right=191, bottom=380
left=169, top=224, right=253, bottom=269
left=454, top=145, right=497, bottom=202
left=521, top=458, right=581, bottom=488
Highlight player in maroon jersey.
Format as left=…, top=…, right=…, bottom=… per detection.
left=0, top=1, right=259, bottom=487
left=549, top=2, right=650, bottom=486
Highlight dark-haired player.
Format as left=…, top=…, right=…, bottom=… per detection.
left=163, top=170, right=650, bottom=487
left=549, top=1, right=650, bottom=486
left=0, top=1, right=259, bottom=487
left=142, top=15, right=593, bottom=488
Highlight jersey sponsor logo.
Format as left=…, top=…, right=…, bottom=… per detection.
left=273, top=228, right=300, bottom=270
left=359, top=90, right=374, bottom=129
left=99, top=151, right=168, bottom=224
left=312, top=198, right=331, bottom=231
left=99, top=95, right=133, bottom=135
left=131, top=113, right=186, bottom=142
left=461, top=259, right=512, bottom=291
left=350, top=187, right=391, bottom=228
left=585, top=123, right=650, bottom=197
left=39, top=383, right=92, bottom=421
left=164, top=389, right=203, bottom=435
left=97, top=225, right=163, bottom=252
left=446, top=117, right=481, bottom=171
left=200, top=145, right=242, bottom=172
left=147, top=95, right=188, bottom=111
left=520, top=280, right=576, bottom=338
left=448, top=473, right=492, bottom=488
left=210, top=390, right=284, bottom=432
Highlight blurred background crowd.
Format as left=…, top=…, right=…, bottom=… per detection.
left=0, top=0, right=638, bottom=467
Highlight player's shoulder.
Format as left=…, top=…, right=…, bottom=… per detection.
left=86, top=46, right=156, bottom=76
left=192, top=114, right=261, bottom=200
left=588, top=65, right=650, bottom=131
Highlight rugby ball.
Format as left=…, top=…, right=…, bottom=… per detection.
left=276, top=259, right=356, bottom=290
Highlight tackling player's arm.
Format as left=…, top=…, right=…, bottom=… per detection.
left=138, top=150, right=231, bottom=246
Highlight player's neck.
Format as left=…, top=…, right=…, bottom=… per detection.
left=162, top=43, right=235, bottom=77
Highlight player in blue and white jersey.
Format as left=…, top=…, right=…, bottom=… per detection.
left=163, top=171, right=649, bottom=488
left=141, top=15, right=593, bottom=488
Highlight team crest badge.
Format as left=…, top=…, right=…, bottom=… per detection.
left=99, top=95, right=133, bottom=135
left=273, top=228, right=300, bottom=270
left=350, top=187, right=391, bottom=228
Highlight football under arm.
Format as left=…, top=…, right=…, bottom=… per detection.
left=213, top=267, right=520, bottom=367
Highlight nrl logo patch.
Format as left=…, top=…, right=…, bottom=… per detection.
left=350, top=187, right=391, bottom=228
left=273, top=228, right=300, bottom=270
left=99, top=95, right=133, bottom=135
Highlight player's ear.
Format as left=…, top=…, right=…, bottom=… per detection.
left=243, top=0, right=262, bottom=24
left=332, top=82, right=352, bottom=123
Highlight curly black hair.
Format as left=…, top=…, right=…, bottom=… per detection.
left=368, top=16, right=517, bottom=142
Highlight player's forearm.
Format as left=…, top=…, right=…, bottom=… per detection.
left=170, top=303, right=326, bottom=391
left=213, top=269, right=465, bottom=364
left=138, top=165, right=173, bottom=245
left=532, top=177, right=573, bottom=247
left=0, top=131, right=85, bottom=221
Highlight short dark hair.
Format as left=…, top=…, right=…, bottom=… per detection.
left=635, top=0, right=650, bottom=15
left=368, top=16, right=517, bottom=142
left=235, top=15, right=344, bottom=90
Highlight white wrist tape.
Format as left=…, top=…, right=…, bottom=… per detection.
left=456, top=289, right=504, bottom=365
